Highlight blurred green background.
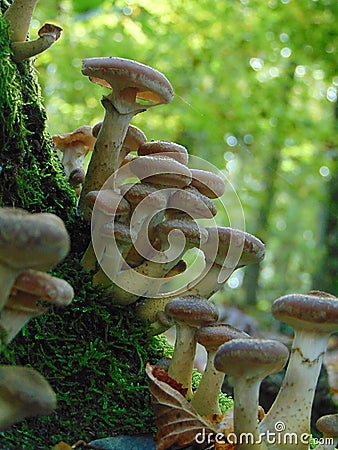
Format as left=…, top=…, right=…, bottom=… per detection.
left=33, top=0, right=337, bottom=319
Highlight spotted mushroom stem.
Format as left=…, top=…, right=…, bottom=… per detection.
left=4, top=0, right=38, bottom=42
left=190, top=348, right=224, bottom=415
left=78, top=98, right=135, bottom=219
left=259, top=331, right=331, bottom=450
left=168, top=322, right=197, bottom=400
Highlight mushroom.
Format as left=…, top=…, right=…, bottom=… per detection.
left=186, top=227, right=265, bottom=299
left=52, top=125, right=96, bottom=177
left=190, top=168, right=225, bottom=199
left=78, top=57, right=173, bottom=218
left=190, top=324, right=250, bottom=416
left=0, top=269, right=74, bottom=345
left=137, top=140, right=189, bottom=165
left=164, top=295, right=219, bottom=399
left=259, top=291, right=338, bottom=450
left=0, top=208, right=70, bottom=309
left=4, top=0, right=38, bottom=42
left=10, top=23, right=62, bottom=63
left=0, top=365, right=56, bottom=431
left=315, top=414, right=338, bottom=450
left=214, top=338, right=289, bottom=450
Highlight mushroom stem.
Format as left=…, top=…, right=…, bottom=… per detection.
left=232, top=377, right=267, bottom=450
left=4, top=0, right=38, bottom=42
left=0, top=265, right=18, bottom=310
left=78, top=98, right=135, bottom=219
left=259, top=331, right=329, bottom=450
left=11, top=24, right=62, bottom=62
left=190, top=349, right=224, bottom=415
left=168, top=322, right=197, bottom=399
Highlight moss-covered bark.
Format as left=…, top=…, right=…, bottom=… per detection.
left=0, top=9, right=164, bottom=448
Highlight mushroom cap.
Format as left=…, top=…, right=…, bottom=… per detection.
left=155, top=219, right=208, bottom=248
left=100, top=221, right=132, bottom=245
left=137, top=140, right=189, bottom=166
left=0, top=365, right=56, bottom=429
left=121, top=182, right=167, bottom=210
left=86, top=189, right=130, bottom=216
left=167, top=186, right=217, bottom=219
left=190, top=169, right=225, bottom=199
left=52, top=125, right=96, bottom=154
left=214, top=338, right=289, bottom=380
left=196, top=323, right=251, bottom=352
left=272, top=291, right=338, bottom=333
left=129, top=155, right=192, bottom=188
left=316, top=414, right=338, bottom=438
left=164, top=259, right=187, bottom=278
left=69, top=168, right=86, bottom=186
left=0, top=208, right=70, bottom=271
left=164, top=295, right=218, bottom=328
left=202, top=227, right=265, bottom=268
left=13, top=269, right=74, bottom=307
left=82, top=57, right=174, bottom=106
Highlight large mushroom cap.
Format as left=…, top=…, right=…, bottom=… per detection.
left=0, top=365, right=56, bottom=431
left=202, top=227, right=265, bottom=268
left=164, top=295, right=218, bottom=328
left=167, top=186, right=217, bottom=219
left=0, top=208, right=70, bottom=271
left=82, top=57, right=174, bottom=106
left=155, top=219, right=208, bottom=248
left=214, top=338, right=289, bottom=379
left=272, top=291, right=338, bottom=333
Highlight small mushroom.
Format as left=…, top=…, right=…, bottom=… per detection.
left=215, top=338, right=289, bottom=450
left=190, top=169, right=225, bottom=199
left=315, top=414, right=338, bottom=450
left=0, top=208, right=70, bottom=309
left=259, top=291, right=338, bottom=450
left=10, top=23, right=62, bottom=63
left=190, top=324, right=250, bottom=416
left=164, top=295, right=219, bottom=399
left=0, top=365, right=56, bottom=431
left=79, top=57, right=173, bottom=218
left=52, top=125, right=96, bottom=177
left=0, top=269, right=74, bottom=344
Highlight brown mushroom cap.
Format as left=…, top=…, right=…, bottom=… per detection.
left=121, top=182, right=167, bottom=210
left=164, top=295, right=218, bottom=328
left=190, top=169, right=225, bottom=199
left=13, top=269, right=74, bottom=307
left=137, top=140, right=189, bottom=166
left=202, top=227, right=265, bottom=268
left=0, top=365, right=56, bottom=430
left=82, top=57, right=174, bottom=107
left=272, top=291, right=338, bottom=333
left=52, top=125, right=96, bottom=154
left=167, top=186, right=217, bottom=219
left=196, top=323, right=251, bottom=352
left=85, top=189, right=130, bottom=216
left=214, top=338, right=289, bottom=379
left=0, top=208, right=70, bottom=271
left=69, top=168, right=86, bottom=186
left=129, top=154, right=192, bottom=188
left=316, top=414, right=338, bottom=438
left=155, top=219, right=208, bottom=249
left=100, top=221, right=132, bottom=246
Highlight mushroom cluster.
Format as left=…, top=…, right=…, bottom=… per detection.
left=0, top=207, right=74, bottom=430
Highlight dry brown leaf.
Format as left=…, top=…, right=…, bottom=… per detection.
left=146, top=363, right=230, bottom=450
left=53, top=443, right=72, bottom=450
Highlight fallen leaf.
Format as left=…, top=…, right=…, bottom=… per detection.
left=53, top=443, right=72, bottom=450
left=146, top=363, right=229, bottom=450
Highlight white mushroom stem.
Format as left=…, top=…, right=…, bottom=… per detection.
left=11, top=24, right=62, bottom=62
left=185, top=262, right=231, bottom=298
left=190, top=349, right=224, bottom=416
left=4, top=0, right=38, bottom=42
left=79, top=98, right=136, bottom=218
left=61, top=144, right=88, bottom=177
left=259, top=331, right=330, bottom=450
left=168, top=323, right=197, bottom=400
left=231, top=376, right=267, bottom=450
